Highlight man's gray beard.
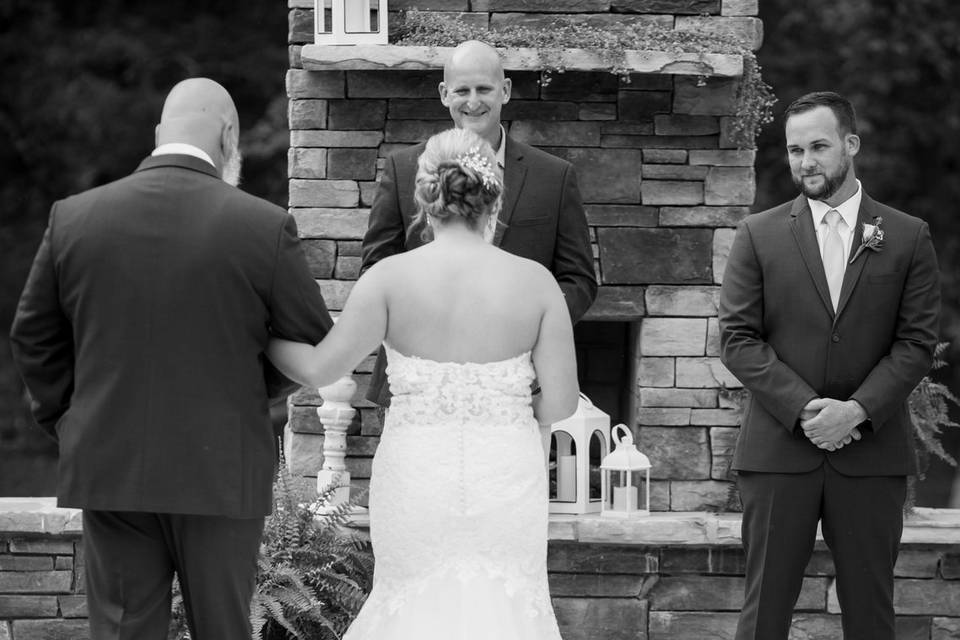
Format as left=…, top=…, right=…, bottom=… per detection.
left=222, top=141, right=243, bottom=187
left=794, top=154, right=850, bottom=201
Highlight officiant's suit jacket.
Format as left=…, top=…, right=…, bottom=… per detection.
left=719, top=193, right=940, bottom=476
left=10, top=154, right=333, bottom=518
left=360, top=134, right=598, bottom=406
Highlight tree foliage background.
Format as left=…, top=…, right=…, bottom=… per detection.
left=2, top=0, right=959, bottom=502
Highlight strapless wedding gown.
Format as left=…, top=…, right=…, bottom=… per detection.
left=342, top=344, right=562, bottom=640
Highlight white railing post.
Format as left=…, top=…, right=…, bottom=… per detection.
left=315, top=375, right=356, bottom=507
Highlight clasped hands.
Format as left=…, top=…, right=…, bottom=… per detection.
left=800, top=398, right=867, bottom=451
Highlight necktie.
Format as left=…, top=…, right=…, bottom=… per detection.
left=823, top=209, right=845, bottom=311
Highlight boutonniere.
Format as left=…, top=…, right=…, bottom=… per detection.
left=849, top=216, right=885, bottom=264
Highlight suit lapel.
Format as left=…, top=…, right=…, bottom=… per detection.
left=493, top=135, right=527, bottom=247
left=834, top=194, right=875, bottom=318
left=789, top=196, right=835, bottom=317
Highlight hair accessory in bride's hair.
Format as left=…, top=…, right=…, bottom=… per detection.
left=455, top=146, right=498, bottom=190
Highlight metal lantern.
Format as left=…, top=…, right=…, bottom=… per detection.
left=549, top=394, right=610, bottom=515
left=600, top=424, right=651, bottom=518
left=314, top=0, right=388, bottom=45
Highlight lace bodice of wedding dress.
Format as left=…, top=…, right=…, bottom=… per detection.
left=341, top=344, right=563, bottom=640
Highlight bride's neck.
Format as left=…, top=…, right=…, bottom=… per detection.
left=431, top=221, right=487, bottom=244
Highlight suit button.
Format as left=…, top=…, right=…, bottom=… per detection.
left=832, top=334, right=840, bottom=342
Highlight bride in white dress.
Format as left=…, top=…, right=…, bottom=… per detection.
left=268, top=127, right=579, bottom=640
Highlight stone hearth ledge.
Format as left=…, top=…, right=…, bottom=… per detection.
left=4, top=498, right=958, bottom=546
left=300, top=44, right=743, bottom=77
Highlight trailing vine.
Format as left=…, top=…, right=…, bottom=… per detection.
left=391, top=10, right=776, bottom=148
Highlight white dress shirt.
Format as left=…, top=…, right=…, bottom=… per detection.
left=808, top=179, right=863, bottom=267
left=151, top=143, right=216, bottom=168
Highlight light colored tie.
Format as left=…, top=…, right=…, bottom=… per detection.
left=823, top=209, right=845, bottom=311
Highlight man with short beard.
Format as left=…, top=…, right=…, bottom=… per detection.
left=10, top=77, right=332, bottom=640
left=719, top=91, right=940, bottom=639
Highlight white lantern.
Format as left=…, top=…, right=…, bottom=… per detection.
left=549, top=394, right=610, bottom=515
left=314, top=0, right=388, bottom=45
left=600, top=424, right=651, bottom=518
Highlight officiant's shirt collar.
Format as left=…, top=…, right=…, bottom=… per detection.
left=152, top=143, right=216, bottom=168
left=808, top=179, right=862, bottom=229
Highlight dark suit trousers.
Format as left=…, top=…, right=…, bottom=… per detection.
left=82, top=510, right=264, bottom=640
left=735, top=463, right=906, bottom=640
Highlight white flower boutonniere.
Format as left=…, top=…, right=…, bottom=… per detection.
left=849, top=216, right=885, bottom=264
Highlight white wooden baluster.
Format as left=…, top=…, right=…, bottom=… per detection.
left=315, top=375, right=357, bottom=508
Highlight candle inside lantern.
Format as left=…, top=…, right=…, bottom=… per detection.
left=613, top=484, right=638, bottom=511
left=344, top=0, right=370, bottom=31
left=558, top=455, right=577, bottom=501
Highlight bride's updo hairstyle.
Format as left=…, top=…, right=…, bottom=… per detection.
left=414, top=128, right=503, bottom=237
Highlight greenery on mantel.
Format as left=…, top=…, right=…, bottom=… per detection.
left=392, top=10, right=776, bottom=148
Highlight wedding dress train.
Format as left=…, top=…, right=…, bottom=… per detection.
left=342, top=344, right=562, bottom=640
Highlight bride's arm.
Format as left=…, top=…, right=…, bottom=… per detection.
left=531, top=279, right=579, bottom=426
left=267, top=266, right=388, bottom=388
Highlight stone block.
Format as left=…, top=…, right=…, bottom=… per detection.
left=643, top=149, right=687, bottom=164
left=637, top=408, right=691, bottom=426
left=637, top=427, right=711, bottom=479
left=0, top=595, right=58, bottom=617
left=650, top=481, right=671, bottom=511
left=291, top=130, right=382, bottom=147
left=689, top=149, right=756, bottom=166
left=659, top=206, right=749, bottom=227
left=933, top=617, right=960, bottom=639
left=387, top=99, right=449, bottom=120
left=384, top=120, right=452, bottom=143
left=539, top=71, right=620, bottom=103
left=475, top=0, right=608, bottom=8
left=713, top=228, right=737, bottom=285
left=387, top=0, right=469, bottom=9
left=493, top=12, right=673, bottom=31
left=660, top=546, right=745, bottom=574
left=0, top=571, right=72, bottom=593
left=583, top=286, right=645, bottom=320
left=338, top=240, right=362, bottom=257
left=603, top=135, right=718, bottom=150
left=602, top=122, right=655, bottom=135
left=896, top=617, right=935, bottom=640
left=301, top=239, right=336, bottom=278
left=286, top=69, right=345, bottom=99
left=548, top=573, right=648, bottom=598
left=718, top=116, right=740, bottom=149
left=503, top=101, right=580, bottom=121
left=549, top=148, right=642, bottom=203
left=652, top=575, right=825, bottom=611
left=289, top=180, right=359, bottom=208
left=675, top=16, right=763, bottom=50
left=7, top=541, right=73, bottom=555
left=284, top=430, right=324, bottom=477
left=639, top=318, right=708, bottom=356
left=721, top=0, right=758, bottom=16
left=942, top=552, right=960, bottom=579
left=11, top=620, right=90, bottom=640
left=787, top=614, right=844, bottom=639
left=612, top=0, right=720, bottom=13
left=654, top=115, right=721, bottom=136
left=291, top=208, right=370, bottom=240
left=709, top=426, right=739, bottom=479
left=53, top=557, right=72, bottom=571
left=579, top=103, right=617, bottom=121
left=327, top=99, right=387, bottom=130
left=694, top=409, right=742, bottom=426
left=640, top=181, right=704, bottom=206
left=706, top=318, right=721, bottom=356
left=894, top=579, right=960, bottom=615
left=670, top=480, right=735, bottom=511
left=705, top=167, right=756, bottom=205
left=645, top=286, right=718, bottom=316
left=288, top=99, right=327, bottom=130
left=585, top=205, right=658, bottom=227
left=348, top=70, right=442, bottom=99
left=288, top=405, right=322, bottom=434
left=288, top=7, right=312, bottom=44
left=893, top=550, right=939, bottom=578
left=327, top=148, right=378, bottom=180
left=360, top=406, right=383, bottom=436
left=335, top=256, right=362, bottom=280
left=510, top=121, right=601, bottom=147
left=648, top=610, right=739, bottom=639
left=675, top=357, right=740, bottom=388
left=639, top=358, right=675, bottom=388
left=618, top=91, right=672, bottom=120
left=641, top=164, right=708, bottom=181
left=599, top=228, right=713, bottom=284
left=0, top=556, right=53, bottom=571
left=289, top=147, right=327, bottom=179
left=673, top=76, right=739, bottom=116
left=289, top=44, right=302, bottom=69
left=58, top=594, right=87, bottom=618
left=548, top=541, right=658, bottom=574
left=317, top=279, right=355, bottom=310
left=552, top=597, right=649, bottom=640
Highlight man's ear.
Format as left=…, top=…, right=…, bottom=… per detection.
left=501, top=77, right=512, bottom=104
left=846, top=133, right=861, bottom=158
left=220, top=122, right=234, bottom=156
left=438, top=81, right=450, bottom=106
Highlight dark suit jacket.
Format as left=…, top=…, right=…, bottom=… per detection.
left=10, top=154, right=333, bottom=517
left=719, top=193, right=940, bottom=476
left=360, top=134, right=598, bottom=405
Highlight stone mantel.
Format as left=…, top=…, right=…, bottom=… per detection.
left=300, top=44, right=744, bottom=77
